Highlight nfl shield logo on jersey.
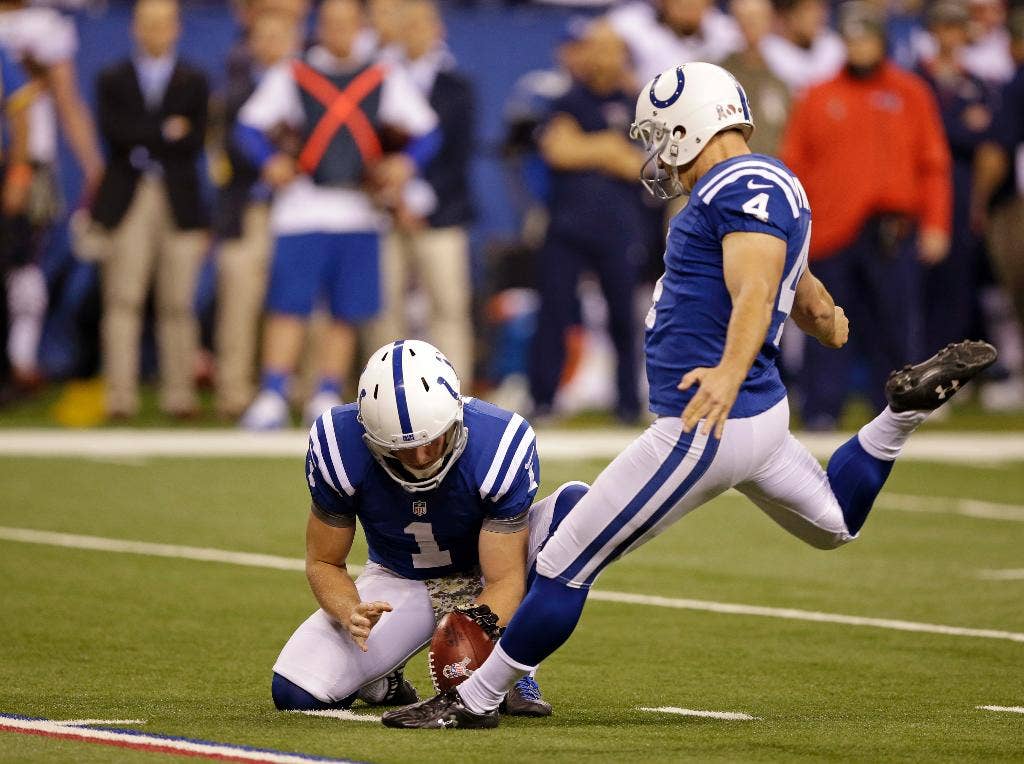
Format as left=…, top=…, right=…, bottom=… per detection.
left=412, top=500, right=427, bottom=517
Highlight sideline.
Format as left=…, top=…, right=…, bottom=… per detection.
left=0, top=713, right=364, bottom=764
left=0, top=428, right=1023, bottom=463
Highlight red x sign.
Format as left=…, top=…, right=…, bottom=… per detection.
left=291, top=60, right=386, bottom=175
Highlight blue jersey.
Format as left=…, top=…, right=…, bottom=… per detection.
left=645, top=154, right=811, bottom=419
left=305, top=398, right=540, bottom=580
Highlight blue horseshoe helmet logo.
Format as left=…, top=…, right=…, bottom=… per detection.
left=649, top=67, right=686, bottom=109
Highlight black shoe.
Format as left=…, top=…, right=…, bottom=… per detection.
left=499, top=676, right=552, bottom=717
left=885, top=340, right=998, bottom=412
left=381, top=688, right=500, bottom=729
left=357, top=668, right=419, bottom=707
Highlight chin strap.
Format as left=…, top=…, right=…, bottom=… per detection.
left=363, top=423, right=470, bottom=493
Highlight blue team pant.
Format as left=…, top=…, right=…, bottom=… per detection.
left=529, top=225, right=642, bottom=418
left=924, top=163, right=983, bottom=352
left=801, top=217, right=924, bottom=427
left=265, top=231, right=381, bottom=322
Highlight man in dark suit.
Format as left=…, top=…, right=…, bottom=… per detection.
left=365, top=0, right=475, bottom=381
left=92, top=0, right=209, bottom=418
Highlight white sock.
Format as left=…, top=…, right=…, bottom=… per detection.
left=857, top=406, right=929, bottom=461
left=457, top=643, right=534, bottom=713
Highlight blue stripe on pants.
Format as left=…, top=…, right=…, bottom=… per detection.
left=557, top=427, right=697, bottom=584
left=583, top=433, right=720, bottom=585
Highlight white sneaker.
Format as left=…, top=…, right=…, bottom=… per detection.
left=303, top=391, right=342, bottom=428
left=239, top=390, right=289, bottom=431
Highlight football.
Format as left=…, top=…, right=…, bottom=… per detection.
left=428, top=610, right=496, bottom=692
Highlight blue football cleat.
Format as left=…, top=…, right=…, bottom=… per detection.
left=500, top=676, right=552, bottom=717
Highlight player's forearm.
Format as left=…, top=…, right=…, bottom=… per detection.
left=792, top=274, right=836, bottom=344
left=718, top=280, right=776, bottom=380
left=603, top=144, right=645, bottom=182
left=306, top=560, right=361, bottom=625
left=7, top=104, right=29, bottom=167
left=475, top=576, right=526, bottom=626
left=542, top=137, right=600, bottom=171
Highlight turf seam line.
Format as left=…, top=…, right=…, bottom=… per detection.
left=2, top=525, right=1022, bottom=644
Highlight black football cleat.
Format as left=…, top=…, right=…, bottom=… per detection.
left=885, top=340, right=998, bottom=412
left=357, top=667, right=419, bottom=707
left=499, top=676, right=552, bottom=717
left=381, top=688, right=500, bottom=729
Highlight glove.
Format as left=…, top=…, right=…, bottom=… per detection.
left=454, top=604, right=503, bottom=642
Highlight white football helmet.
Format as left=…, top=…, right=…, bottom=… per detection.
left=357, top=339, right=468, bottom=493
left=629, top=62, right=755, bottom=199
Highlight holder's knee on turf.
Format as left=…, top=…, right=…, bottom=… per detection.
left=271, top=673, right=355, bottom=711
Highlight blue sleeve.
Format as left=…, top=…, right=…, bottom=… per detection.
left=485, top=439, right=539, bottom=522
left=404, top=127, right=442, bottom=171
left=488, top=444, right=540, bottom=523
left=702, top=175, right=798, bottom=243
left=232, top=122, right=275, bottom=170
left=306, top=413, right=361, bottom=525
left=306, top=442, right=357, bottom=524
left=547, top=89, right=579, bottom=124
left=1, top=49, right=27, bottom=104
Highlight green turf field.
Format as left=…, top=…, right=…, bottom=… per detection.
left=1, top=452, right=1022, bottom=762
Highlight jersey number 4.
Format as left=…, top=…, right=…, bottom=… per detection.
left=742, top=193, right=770, bottom=222
left=404, top=522, right=452, bottom=568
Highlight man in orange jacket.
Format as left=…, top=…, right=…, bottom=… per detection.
left=781, top=1, right=952, bottom=429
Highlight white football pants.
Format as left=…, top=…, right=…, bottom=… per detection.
left=536, top=397, right=855, bottom=589
left=273, top=491, right=571, bottom=703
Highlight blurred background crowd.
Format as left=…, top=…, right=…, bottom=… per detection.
left=0, top=0, right=1022, bottom=431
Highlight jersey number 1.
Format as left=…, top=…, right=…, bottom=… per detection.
left=404, top=522, right=453, bottom=568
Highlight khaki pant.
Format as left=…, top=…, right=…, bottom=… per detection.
left=101, top=176, right=206, bottom=415
left=987, top=196, right=1024, bottom=328
left=215, top=203, right=271, bottom=416
left=364, top=226, right=473, bottom=380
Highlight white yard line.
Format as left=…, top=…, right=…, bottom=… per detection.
left=2, top=525, right=1022, bottom=644
left=0, top=428, right=1023, bottom=463
left=714, top=489, right=1024, bottom=523
left=638, top=707, right=758, bottom=721
left=977, top=569, right=1024, bottom=580
left=0, top=714, right=361, bottom=763
left=57, top=719, right=147, bottom=727
left=0, top=527, right=309, bottom=572
left=586, top=590, right=1024, bottom=643
left=877, top=494, right=1024, bottom=522
left=296, top=710, right=381, bottom=723
left=976, top=705, right=1024, bottom=715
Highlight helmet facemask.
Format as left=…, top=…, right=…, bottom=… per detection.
left=362, top=419, right=469, bottom=493
left=630, top=118, right=686, bottom=200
